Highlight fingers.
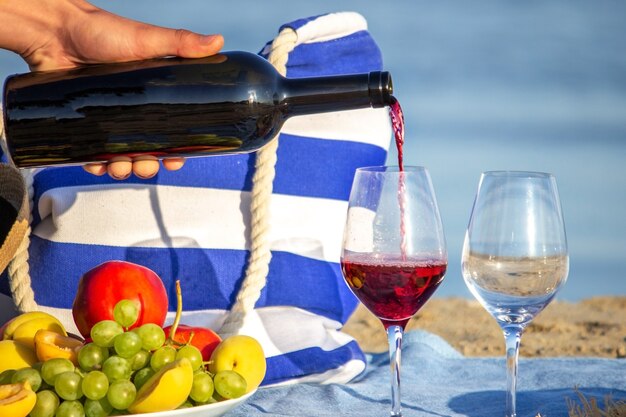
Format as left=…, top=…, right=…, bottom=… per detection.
left=83, top=157, right=186, bottom=180
left=107, top=158, right=133, bottom=180
left=132, top=157, right=159, bottom=179
left=13, top=0, right=226, bottom=71
left=83, top=163, right=108, bottom=176
left=136, top=25, right=224, bottom=59
left=162, top=158, right=185, bottom=171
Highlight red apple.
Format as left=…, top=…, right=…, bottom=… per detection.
left=164, top=324, right=222, bottom=361
left=72, top=260, right=168, bottom=337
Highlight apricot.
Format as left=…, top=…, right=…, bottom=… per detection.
left=34, top=329, right=83, bottom=365
left=0, top=340, right=38, bottom=373
left=0, top=381, right=37, bottom=417
left=3, top=311, right=67, bottom=350
left=2, top=311, right=56, bottom=339
left=128, top=358, right=193, bottom=414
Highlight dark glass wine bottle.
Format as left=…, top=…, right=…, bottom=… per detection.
left=2, top=51, right=393, bottom=168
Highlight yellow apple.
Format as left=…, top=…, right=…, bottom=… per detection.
left=208, top=335, right=266, bottom=392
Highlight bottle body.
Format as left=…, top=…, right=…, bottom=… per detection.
left=2, top=51, right=392, bottom=168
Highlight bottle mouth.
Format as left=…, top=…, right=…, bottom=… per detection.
left=368, top=71, right=393, bottom=107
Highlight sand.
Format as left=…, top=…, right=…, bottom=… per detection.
left=343, top=296, right=626, bottom=358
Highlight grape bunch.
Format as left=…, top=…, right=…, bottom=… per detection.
left=0, top=300, right=248, bottom=417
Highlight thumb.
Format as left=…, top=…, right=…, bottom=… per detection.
left=134, top=26, right=224, bottom=59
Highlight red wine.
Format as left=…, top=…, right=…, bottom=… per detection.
left=389, top=98, right=405, bottom=171
left=341, top=256, right=446, bottom=329
left=2, top=51, right=393, bottom=168
left=389, top=97, right=408, bottom=258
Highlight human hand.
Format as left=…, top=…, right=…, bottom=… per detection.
left=0, top=0, right=224, bottom=179
left=82, top=157, right=186, bottom=180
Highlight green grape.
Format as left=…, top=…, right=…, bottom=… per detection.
left=54, top=371, right=83, bottom=401
left=11, top=367, right=42, bottom=391
left=212, top=391, right=226, bottom=402
left=189, top=371, right=214, bottom=403
left=29, top=389, right=60, bottom=417
left=150, top=345, right=177, bottom=371
left=41, top=358, right=75, bottom=385
left=128, top=349, right=151, bottom=371
left=84, top=397, right=114, bottom=417
left=113, top=331, right=142, bottom=358
left=132, top=367, right=155, bottom=391
left=213, top=370, right=247, bottom=399
left=0, top=369, right=16, bottom=384
left=55, top=400, right=85, bottom=417
left=112, top=299, right=139, bottom=328
left=107, top=380, right=136, bottom=410
left=175, top=344, right=203, bottom=371
left=133, top=323, right=166, bottom=351
left=102, top=356, right=131, bottom=382
left=78, top=343, right=110, bottom=371
left=177, top=400, right=194, bottom=409
left=81, top=370, right=109, bottom=400
left=196, top=397, right=218, bottom=405
left=90, top=320, right=124, bottom=348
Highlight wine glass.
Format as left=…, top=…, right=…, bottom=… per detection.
left=461, top=171, right=569, bottom=417
left=341, top=166, right=447, bottom=417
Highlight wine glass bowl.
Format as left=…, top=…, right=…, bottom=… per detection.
left=462, top=252, right=568, bottom=325
left=341, top=255, right=447, bottom=328
left=461, top=170, right=568, bottom=417
left=341, top=165, right=446, bottom=416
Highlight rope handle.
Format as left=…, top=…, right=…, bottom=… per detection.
left=1, top=101, right=38, bottom=312
left=2, top=28, right=299, bottom=336
left=218, top=27, right=297, bottom=337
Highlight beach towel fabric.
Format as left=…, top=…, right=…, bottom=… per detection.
left=0, top=12, right=391, bottom=386
left=227, top=330, right=626, bottom=417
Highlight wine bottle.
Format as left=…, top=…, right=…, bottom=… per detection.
left=2, top=51, right=393, bottom=168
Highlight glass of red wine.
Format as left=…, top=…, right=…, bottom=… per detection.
left=341, top=165, right=447, bottom=417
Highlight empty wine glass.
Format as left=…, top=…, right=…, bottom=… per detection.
left=341, top=166, right=447, bottom=417
left=462, top=171, right=569, bottom=417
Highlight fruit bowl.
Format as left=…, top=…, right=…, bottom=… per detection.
left=132, top=389, right=257, bottom=417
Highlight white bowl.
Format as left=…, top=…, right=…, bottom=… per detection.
left=131, top=389, right=257, bottom=417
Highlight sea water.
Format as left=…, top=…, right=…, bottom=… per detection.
left=1, top=0, right=624, bottom=301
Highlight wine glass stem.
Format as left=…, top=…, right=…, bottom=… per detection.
left=503, top=325, right=523, bottom=417
left=386, top=324, right=404, bottom=417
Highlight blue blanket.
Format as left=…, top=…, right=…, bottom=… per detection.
left=229, top=330, right=626, bottom=416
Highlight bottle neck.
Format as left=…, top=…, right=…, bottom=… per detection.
left=282, top=71, right=393, bottom=117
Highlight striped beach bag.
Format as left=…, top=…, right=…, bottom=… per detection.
left=0, top=12, right=391, bottom=385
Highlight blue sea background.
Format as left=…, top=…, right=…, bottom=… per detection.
left=1, top=1, right=624, bottom=301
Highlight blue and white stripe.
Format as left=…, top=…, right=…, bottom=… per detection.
left=1, top=12, right=391, bottom=385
